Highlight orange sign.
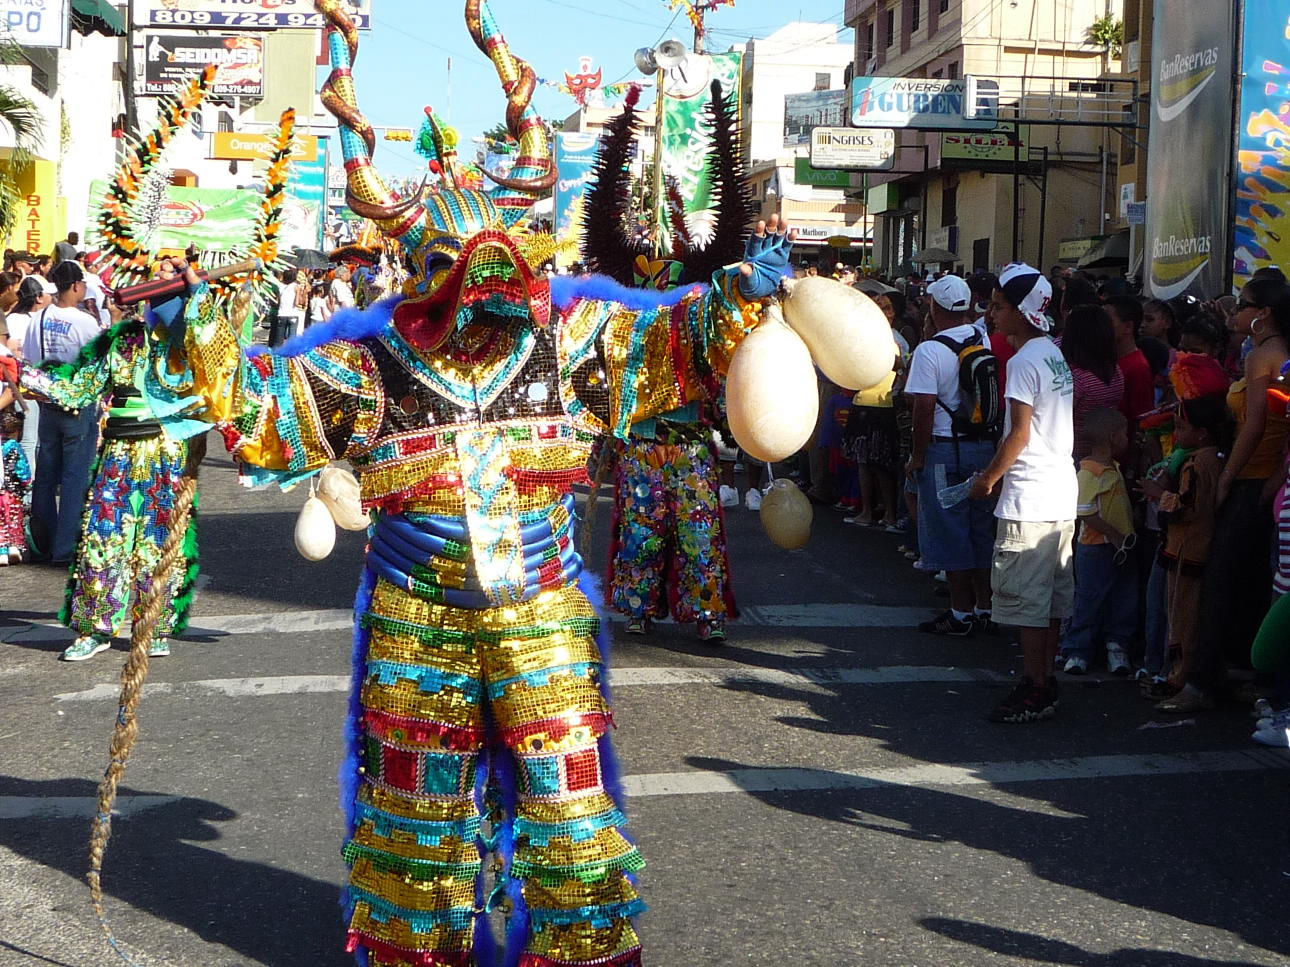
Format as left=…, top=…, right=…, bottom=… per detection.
left=4, top=158, right=60, bottom=254
left=212, top=132, right=319, bottom=163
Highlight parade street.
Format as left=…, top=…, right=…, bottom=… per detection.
left=1, top=440, right=1287, bottom=967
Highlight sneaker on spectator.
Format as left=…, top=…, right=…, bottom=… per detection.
left=1133, top=667, right=1152, bottom=682
left=719, top=485, right=739, bottom=508
left=1251, top=698, right=1276, bottom=720
left=933, top=570, right=947, bottom=584
left=918, top=610, right=975, bottom=637
left=988, top=678, right=1057, bottom=723
left=62, top=635, right=110, bottom=662
left=625, top=618, right=650, bottom=636
left=972, top=614, right=1001, bottom=636
left=745, top=488, right=762, bottom=511
left=1251, top=725, right=1290, bottom=748
left=149, top=638, right=170, bottom=658
left=1062, top=655, right=1089, bottom=675
left=697, top=620, right=726, bottom=643
left=1105, top=642, right=1131, bottom=677
left=903, top=550, right=918, bottom=561
left=1255, top=708, right=1290, bottom=729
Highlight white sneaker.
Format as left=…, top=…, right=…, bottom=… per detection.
left=745, top=488, right=762, bottom=511
left=1251, top=725, right=1290, bottom=748
left=719, top=485, right=739, bottom=508
left=1255, top=709, right=1290, bottom=730
left=1105, top=642, right=1131, bottom=677
left=1062, top=655, right=1089, bottom=675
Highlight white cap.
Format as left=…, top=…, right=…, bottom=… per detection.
left=38, top=279, right=56, bottom=295
left=927, top=274, right=972, bottom=312
left=998, top=262, right=1054, bottom=332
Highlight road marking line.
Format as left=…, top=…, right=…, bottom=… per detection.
left=622, top=750, right=1290, bottom=798
left=6, top=750, right=1286, bottom=819
left=51, top=666, right=1004, bottom=703
left=4, top=603, right=933, bottom=645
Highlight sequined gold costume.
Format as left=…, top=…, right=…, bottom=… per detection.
left=159, top=3, right=793, bottom=964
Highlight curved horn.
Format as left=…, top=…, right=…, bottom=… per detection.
left=316, top=0, right=426, bottom=238
left=466, top=0, right=555, bottom=225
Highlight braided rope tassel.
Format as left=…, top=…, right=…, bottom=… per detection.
left=98, top=67, right=216, bottom=285
left=86, top=464, right=200, bottom=966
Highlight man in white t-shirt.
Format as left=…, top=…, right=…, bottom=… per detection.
left=25, top=260, right=104, bottom=563
left=971, top=262, right=1076, bottom=723
left=906, top=274, right=999, bottom=637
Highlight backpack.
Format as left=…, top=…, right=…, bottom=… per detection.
left=931, top=330, right=1002, bottom=440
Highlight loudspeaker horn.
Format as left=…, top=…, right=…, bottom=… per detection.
left=654, top=38, right=688, bottom=70
left=634, top=47, right=658, bottom=75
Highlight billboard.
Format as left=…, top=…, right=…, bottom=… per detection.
left=88, top=179, right=264, bottom=253
left=660, top=51, right=742, bottom=235
left=1145, top=1, right=1234, bottom=298
left=141, top=33, right=264, bottom=97
left=212, top=131, right=320, bottom=162
left=809, top=127, right=895, bottom=171
left=0, top=0, right=66, bottom=47
left=850, top=76, right=997, bottom=130
left=554, top=132, right=600, bottom=243
left=940, top=123, right=1032, bottom=172
left=1233, top=0, right=1290, bottom=287
left=132, top=0, right=371, bottom=30
left=783, top=89, right=848, bottom=148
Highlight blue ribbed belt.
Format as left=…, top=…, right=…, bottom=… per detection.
left=365, top=494, right=583, bottom=609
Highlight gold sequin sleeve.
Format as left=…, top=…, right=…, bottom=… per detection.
left=183, top=282, right=383, bottom=476
left=561, top=270, right=767, bottom=439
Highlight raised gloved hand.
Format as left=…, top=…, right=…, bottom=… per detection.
left=738, top=214, right=795, bottom=299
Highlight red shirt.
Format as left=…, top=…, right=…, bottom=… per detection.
left=1118, top=349, right=1154, bottom=424
left=992, top=334, right=1017, bottom=401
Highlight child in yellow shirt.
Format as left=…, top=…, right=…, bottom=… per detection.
left=1060, top=407, right=1138, bottom=675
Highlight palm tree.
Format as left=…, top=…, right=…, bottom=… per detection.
left=0, top=45, right=45, bottom=241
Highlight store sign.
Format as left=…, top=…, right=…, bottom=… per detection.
left=941, top=123, right=1030, bottom=164
left=212, top=131, right=320, bottom=162
left=1127, top=202, right=1147, bottom=225
left=794, top=157, right=850, bottom=188
left=142, top=33, right=264, bottom=96
left=1, top=0, right=66, bottom=46
left=809, top=127, right=895, bottom=170
left=850, top=76, right=996, bottom=130
left=1058, top=235, right=1107, bottom=263
left=7, top=159, right=59, bottom=253
left=794, top=224, right=869, bottom=243
left=132, top=0, right=371, bottom=30
left=783, top=89, right=848, bottom=148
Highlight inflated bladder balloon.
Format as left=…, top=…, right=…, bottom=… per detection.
left=781, top=276, right=896, bottom=391
left=759, top=479, right=813, bottom=550
left=318, top=465, right=369, bottom=531
left=726, top=304, right=819, bottom=463
left=294, top=495, right=337, bottom=561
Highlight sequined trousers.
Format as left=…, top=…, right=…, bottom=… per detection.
left=63, top=435, right=194, bottom=638
left=344, top=503, right=645, bottom=967
left=609, top=438, right=733, bottom=624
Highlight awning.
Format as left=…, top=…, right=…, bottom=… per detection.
left=1077, top=230, right=1130, bottom=269
left=71, top=0, right=126, bottom=37
left=911, top=247, right=958, bottom=264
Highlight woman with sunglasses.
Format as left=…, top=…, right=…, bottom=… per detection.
left=1159, top=278, right=1290, bottom=713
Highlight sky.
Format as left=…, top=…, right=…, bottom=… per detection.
left=345, top=0, right=851, bottom=177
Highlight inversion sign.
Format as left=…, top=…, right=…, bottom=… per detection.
left=809, top=127, right=896, bottom=170
left=850, top=76, right=997, bottom=130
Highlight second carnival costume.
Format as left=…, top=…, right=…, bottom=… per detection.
left=20, top=69, right=296, bottom=661
left=576, top=88, right=749, bottom=641
left=145, top=2, right=817, bottom=964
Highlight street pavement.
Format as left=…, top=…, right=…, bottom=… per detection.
left=1, top=438, right=1288, bottom=966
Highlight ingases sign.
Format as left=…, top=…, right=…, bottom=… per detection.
left=142, top=32, right=264, bottom=97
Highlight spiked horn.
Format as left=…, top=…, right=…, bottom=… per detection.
left=316, top=0, right=426, bottom=239
left=466, top=0, right=556, bottom=226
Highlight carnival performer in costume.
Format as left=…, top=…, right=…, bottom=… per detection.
left=581, top=86, right=748, bottom=642
left=139, top=3, right=818, bottom=964
left=20, top=71, right=295, bottom=662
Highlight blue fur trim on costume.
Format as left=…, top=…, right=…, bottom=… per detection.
left=473, top=755, right=498, bottom=967
left=247, top=296, right=402, bottom=358
left=502, top=874, right=530, bottom=967
left=341, top=563, right=376, bottom=966
left=551, top=273, right=709, bottom=312
left=577, top=571, right=628, bottom=814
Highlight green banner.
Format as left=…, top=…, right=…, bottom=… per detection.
left=88, top=180, right=263, bottom=255
left=660, top=51, right=742, bottom=223
left=794, top=157, right=851, bottom=188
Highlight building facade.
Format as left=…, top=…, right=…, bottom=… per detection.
left=844, top=0, right=1127, bottom=277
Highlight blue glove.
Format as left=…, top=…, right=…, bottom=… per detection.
left=738, top=228, right=793, bottom=299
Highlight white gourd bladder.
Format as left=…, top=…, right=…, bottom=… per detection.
left=725, top=303, right=819, bottom=463
left=294, top=495, right=337, bottom=561
left=781, top=276, right=896, bottom=391
left=318, top=465, right=369, bottom=532
left=759, top=478, right=813, bottom=550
